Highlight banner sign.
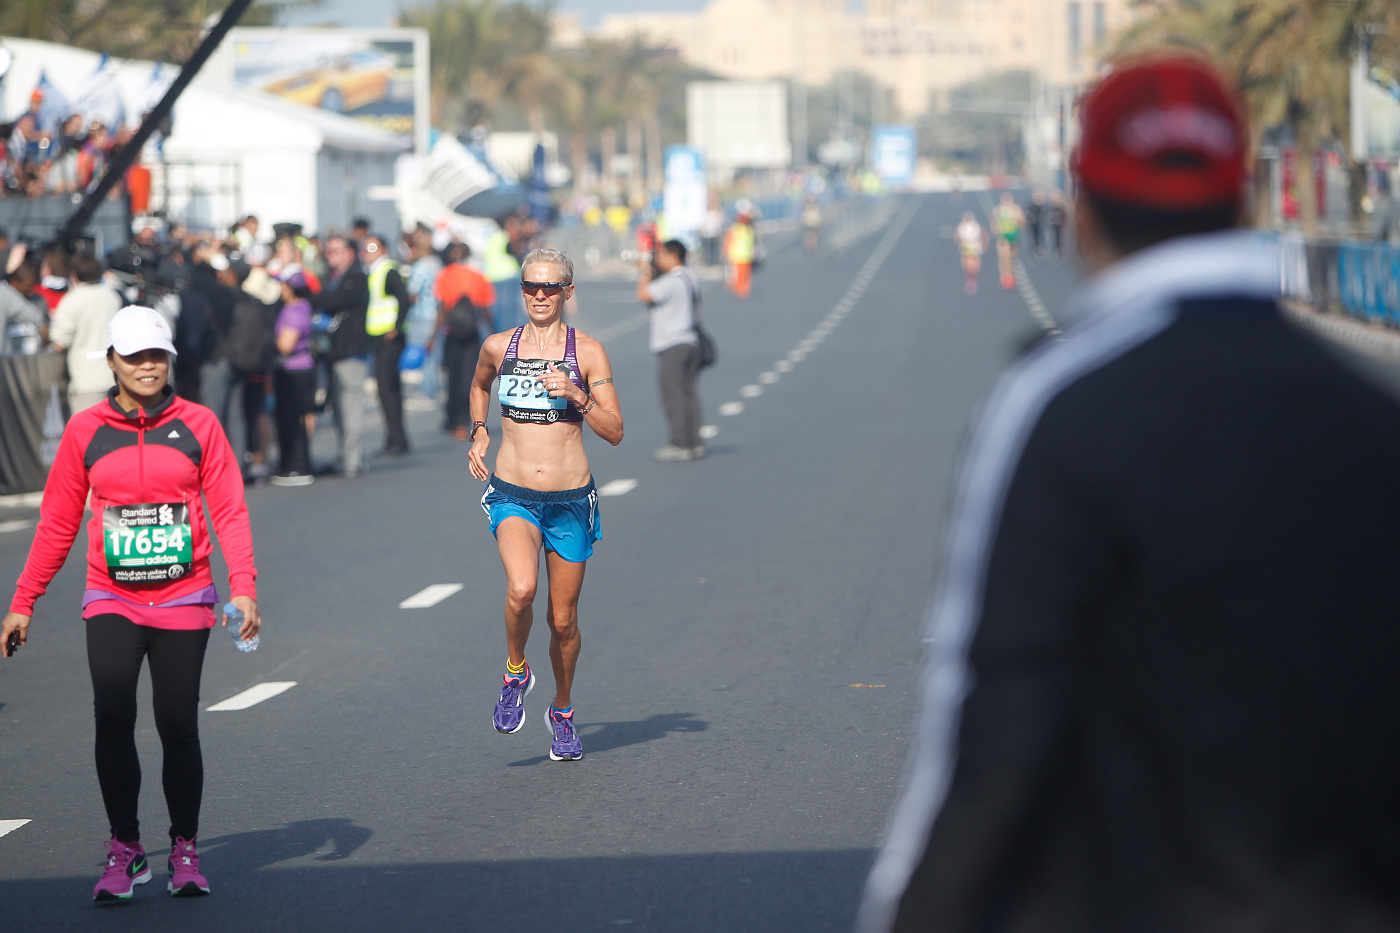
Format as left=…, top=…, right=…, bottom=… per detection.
left=663, top=146, right=708, bottom=242
left=224, top=28, right=430, bottom=155
left=0, top=354, right=67, bottom=496
left=870, top=125, right=917, bottom=189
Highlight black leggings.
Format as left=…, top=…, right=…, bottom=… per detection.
left=274, top=368, right=314, bottom=475
left=86, top=614, right=210, bottom=844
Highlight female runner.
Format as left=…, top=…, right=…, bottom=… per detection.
left=468, top=248, right=622, bottom=761
left=1, top=306, right=260, bottom=903
left=955, top=211, right=989, bottom=294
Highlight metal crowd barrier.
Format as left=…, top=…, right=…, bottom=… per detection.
left=1279, top=233, right=1400, bottom=326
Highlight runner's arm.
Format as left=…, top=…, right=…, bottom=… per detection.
left=196, top=410, right=258, bottom=603
left=8, top=424, right=90, bottom=616
left=572, top=335, right=623, bottom=447
left=467, top=333, right=507, bottom=480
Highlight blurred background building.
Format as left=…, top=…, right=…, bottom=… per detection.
left=591, top=0, right=1134, bottom=117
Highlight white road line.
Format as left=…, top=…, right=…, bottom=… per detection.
left=714, top=197, right=922, bottom=426
left=207, top=682, right=297, bottom=712
left=598, top=479, right=638, bottom=497
left=399, top=584, right=463, bottom=609
left=699, top=424, right=719, bottom=439
left=1013, top=259, right=1060, bottom=334
left=0, top=819, right=31, bottom=839
left=0, top=520, right=32, bottom=534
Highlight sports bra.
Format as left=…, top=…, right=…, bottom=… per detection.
left=497, top=326, right=586, bottom=424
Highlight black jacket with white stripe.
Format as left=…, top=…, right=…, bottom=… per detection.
left=861, top=230, right=1400, bottom=933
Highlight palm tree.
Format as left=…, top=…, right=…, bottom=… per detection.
left=0, top=0, right=294, bottom=63
left=397, top=0, right=555, bottom=130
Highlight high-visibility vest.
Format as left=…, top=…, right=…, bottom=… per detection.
left=366, top=258, right=401, bottom=336
left=726, top=222, right=755, bottom=263
left=483, top=230, right=520, bottom=282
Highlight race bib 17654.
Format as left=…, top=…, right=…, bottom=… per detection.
left=102, top=502, right=193, bottom=585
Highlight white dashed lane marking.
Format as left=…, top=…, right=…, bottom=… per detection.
left=598, top=479, right=638, bottom=497
left=1014, top=259, right=1059, bottom=334
left=699, top=424, right=719, bottom=439
left=0, top=520, right=32, bottom=534
left=399, top=584, right=463, bottom=609
left=708, top=196, right=920, bottom=418
left=208, top=682, right=297, bottom=712
left=0, top=819, right=31, bottom=839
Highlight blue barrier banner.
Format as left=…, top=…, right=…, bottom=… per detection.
left=1336, top=243, right=1400, bottom=325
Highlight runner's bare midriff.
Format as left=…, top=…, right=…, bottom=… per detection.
left=493, top=420, right=591, bottom=491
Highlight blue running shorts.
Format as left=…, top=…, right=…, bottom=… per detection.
left=481, top=475, right=601, bottom=563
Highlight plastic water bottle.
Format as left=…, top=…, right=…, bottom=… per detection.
left=225, top=602, right=259, bottom=653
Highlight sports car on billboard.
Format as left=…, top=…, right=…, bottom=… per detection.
left=261, top=49, right=393, bottom=114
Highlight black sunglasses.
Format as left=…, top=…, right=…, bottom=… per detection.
left=521, top=280, right=570, bottom=296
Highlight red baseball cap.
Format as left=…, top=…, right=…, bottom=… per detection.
left=1073, top=56, right=1246, bottom=210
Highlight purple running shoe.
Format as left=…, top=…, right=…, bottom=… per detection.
left=167, top=836, right=210, bottom=896
left=93, top=839, right=151, bottom=903
left=493, top=665, right=535, bottom=734
left=547, top=707, right=583, bottom=761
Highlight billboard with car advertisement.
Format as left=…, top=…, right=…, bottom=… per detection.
left=221, top=28, right=429, bottom=154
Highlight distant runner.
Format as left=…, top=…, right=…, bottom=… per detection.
left=991, top=191, right=1026, bottom=289
left=468, top=248, right=624, bottom=761
left=2, top=306, right=261, bottom=903
left=955, top=212, right=989, bottom=294
left=802, top=197, right=823, bottom=253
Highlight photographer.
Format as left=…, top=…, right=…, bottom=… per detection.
left=636, top=240, right=704, bottom=462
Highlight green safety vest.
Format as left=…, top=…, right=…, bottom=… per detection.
left=483, top=230, right=520, bottom=282
left=366, top=258, right=401, bottom=336
left=726, top=223, right=755, bottom=263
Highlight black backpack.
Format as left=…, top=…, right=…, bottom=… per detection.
left=445, top=293, right=490, bottom=342
left=225, top=296, right=280, bottom=373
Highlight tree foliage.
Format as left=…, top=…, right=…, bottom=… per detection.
left=0, top=0, right=291, bottom=62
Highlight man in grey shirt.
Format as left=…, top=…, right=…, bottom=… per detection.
left=0, top=264, right=48, bottom=355
left=637, top=240, right=704, bottom=461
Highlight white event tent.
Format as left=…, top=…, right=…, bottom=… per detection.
left=0, top=37, right=404, bottom=236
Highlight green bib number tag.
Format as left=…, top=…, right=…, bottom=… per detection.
left=102, top=502, right=193, bottom=585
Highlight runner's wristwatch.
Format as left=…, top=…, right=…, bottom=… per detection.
left=468, top=421, right=487, bottom=441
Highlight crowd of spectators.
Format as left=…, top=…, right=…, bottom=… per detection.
left=1, top=89, right=152, bottom=208
left=0, top=210, right=525, bottom=487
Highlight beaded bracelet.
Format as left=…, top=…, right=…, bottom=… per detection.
left=578, top=394, right=597, bottom=415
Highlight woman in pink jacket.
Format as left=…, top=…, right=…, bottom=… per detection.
left=2, top=306, right=260, bottom=904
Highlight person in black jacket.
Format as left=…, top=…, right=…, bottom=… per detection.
left=861, top=55, right=1400, bottom=933
left=315, top=235, right=372, bottom=477
left=360, top=234, right=412, bottom=456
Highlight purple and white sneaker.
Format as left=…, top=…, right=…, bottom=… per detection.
left=93, top=839, right=151, bottom=903
left=167, top=836, right=210, bottom=896
left=493, top=665, right=535, bottom=734
left=547, top=707, right=583, bottom=761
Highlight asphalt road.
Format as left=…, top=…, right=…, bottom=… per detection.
left=0, top=192, right=1084, bottom=932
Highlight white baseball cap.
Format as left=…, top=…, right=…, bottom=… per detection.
left=107, top=305, right=178, bottom=357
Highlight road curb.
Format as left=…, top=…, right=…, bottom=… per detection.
left=1282, top=301, right=1400, bottom=360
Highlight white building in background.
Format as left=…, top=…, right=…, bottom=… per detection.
left=687, top=82, right=792, bottom=171
left=0, top=37, right=404, bottom=235
left=589, top=0, right=1136, bottom=118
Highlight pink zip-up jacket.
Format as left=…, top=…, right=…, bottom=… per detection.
left=10, top=388, right=257, bottom=618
